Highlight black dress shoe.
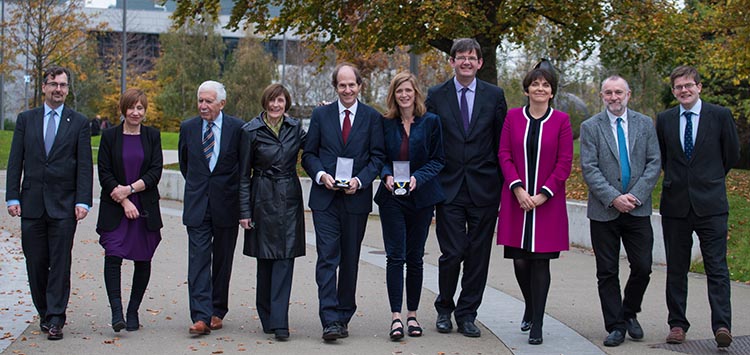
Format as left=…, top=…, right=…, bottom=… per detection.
left=47, top=325, right=64, bottom=340
left=528, top=336, right=543, bottom=345
left=603, top=329, right=626, bottom=347
left=626, top=318, right=643, bottom=340
left=436, top=314, right=452, bottom=333
left=274, top=328, right=290, bottom=340
left=457, top=320, right=481, bottom=337
left=338, top=322, right=349, bottom=338
left=520, top=320, right=532, bottom=332
left=322, top=323, right=342, bottom=341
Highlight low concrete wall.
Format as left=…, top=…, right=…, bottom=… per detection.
left=160, top=170, right=701, bottom=264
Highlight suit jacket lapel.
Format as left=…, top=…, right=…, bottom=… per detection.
left=444, top=80, right=465, bottom=136
left=667, top=108, right=688, bottom=163
left=347, top=102, right=366, bottom=148
left=218, top=114, right=233, bottom=167
left=627, top=111, right=639, bottom=154
left=327, top=103, right=345, bottom=148
left=468, top=81, right=483, bottom=134
left=597, top=114, right=620, bottom=162
left=49, top=107, right=72, bottom=157
left=33, top=108, right=46, bottom=155
left=693, top=105, right=711, bottom=155
left=192, top=117, right=211, bottom=171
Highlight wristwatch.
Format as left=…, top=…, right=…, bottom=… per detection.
left=129, top=185, right=135, bottom=194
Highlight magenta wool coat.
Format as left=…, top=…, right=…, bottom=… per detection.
left=496, top=107, right=573, bottom=253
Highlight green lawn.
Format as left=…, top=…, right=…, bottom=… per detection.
left=0, top=131, right=179, bottom=169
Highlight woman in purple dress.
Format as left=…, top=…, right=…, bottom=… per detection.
left=496, top=68, right=573, bottom=345
left=97, top=88, right=163, bottom=333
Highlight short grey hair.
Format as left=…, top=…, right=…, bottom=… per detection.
left=601, top=75, right=631, bottom=92
left=197, top=80, right=226, bottom=101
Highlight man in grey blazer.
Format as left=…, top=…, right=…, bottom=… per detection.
left=657, top=66, right=739, bottom=348
left=580, top=75, right=661, bottom=347
left=6, top=66, right=93, bottom=340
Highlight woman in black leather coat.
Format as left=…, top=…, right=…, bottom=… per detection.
left=238, top=84, right=306, bottom=340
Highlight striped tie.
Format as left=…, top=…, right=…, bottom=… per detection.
left=203, top=122, right=215, bottom=162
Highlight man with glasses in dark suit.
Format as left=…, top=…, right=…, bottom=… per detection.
left=656, top=65, right=740, bottom=348
left=6, top=66, right=93, bottom=340
left=425, top=38, right=507, bottom=338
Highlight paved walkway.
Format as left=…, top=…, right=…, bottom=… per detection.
left=1, top=167, right=749, bottom=354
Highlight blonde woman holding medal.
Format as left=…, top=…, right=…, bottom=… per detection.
left=375, top=72, right=445, bottom=340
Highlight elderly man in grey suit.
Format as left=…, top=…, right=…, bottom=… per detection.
left=580, top=75, right=661, bottom=347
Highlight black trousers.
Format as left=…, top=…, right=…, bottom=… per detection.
left=590, top=214, right=653, bottom=333
left=312, top=196, right=368, bottom=327
left=663, top=210, right=731, bottom=333
left=21, top=212, right=77, bottom=327
left=256, top=258, right=295, bottom=332
left=187, top=208, right=239, bottom=324
left=434, top=184, right=499, bottom=322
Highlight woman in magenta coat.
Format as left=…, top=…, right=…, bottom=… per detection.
left=496, top=68, right=573, bottom=345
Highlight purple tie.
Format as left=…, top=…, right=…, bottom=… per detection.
left=460, top=87, right=470, bottom=132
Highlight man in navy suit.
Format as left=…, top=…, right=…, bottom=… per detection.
left=657, top=66, right=740, bottom=348
left=302, top=63, right=385, bottom=341
left=6, top=66, right=93, bottom=340
left=178, top=81, right=244, bottom=335
left=426, top=38, right=507, bottom=337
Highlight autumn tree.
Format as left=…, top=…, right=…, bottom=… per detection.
left=168, top=0, right=604, bottom=85
left=4, top=0, right=103, bottom=107
left=222, top=35, right=276, bottom=121
left=601, top=0, right=750, bottom=167
left=155, top=21, right=225, bottom=130
left=70, top=36, right=109, bottom=119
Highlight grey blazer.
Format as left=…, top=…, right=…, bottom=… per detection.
left=580, top=109, right=661, bottom=222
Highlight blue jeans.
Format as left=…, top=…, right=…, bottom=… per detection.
left=379, top=195, right=434, bottom=312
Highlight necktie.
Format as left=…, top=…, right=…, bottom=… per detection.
left=203, top=122, right=215, bottom=162
left=45, top=111, right=57, bottom=155
left=683, top=111, right=694, bottom=160
left=616, top=117, right=630, bottom=191
left=342, top=109, right=352, bottom=144
left=460, top=87, right=470, bottom=132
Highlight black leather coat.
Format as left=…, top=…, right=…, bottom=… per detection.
left=239, top=114, right=306, bottom=259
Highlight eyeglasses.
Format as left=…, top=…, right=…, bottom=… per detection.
left=453, top=56, right=479, bottom=63
left=672, top=82, right=697, bottom=91
left=45, top=82, right=69, bottom=89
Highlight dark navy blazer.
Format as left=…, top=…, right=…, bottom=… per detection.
left=374, top=112, right=446, bottom=209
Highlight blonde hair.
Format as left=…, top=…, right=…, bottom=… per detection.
left=384, top=71, right=426, bottom=119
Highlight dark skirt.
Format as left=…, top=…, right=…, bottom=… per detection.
left=504, top=246, right=560, bottom=260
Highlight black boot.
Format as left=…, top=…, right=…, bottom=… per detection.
left=126, top=261, right=151, bottom=331
left=104, top=256, right=126, bottom=332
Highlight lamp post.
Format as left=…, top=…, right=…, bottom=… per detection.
left=121, top=0, right=127, bottom=94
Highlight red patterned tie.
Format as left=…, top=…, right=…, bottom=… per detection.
left=342, top=109, right=352, bottom=144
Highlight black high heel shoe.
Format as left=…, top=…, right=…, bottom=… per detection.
left=528, top=323, right=543, bottom=345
